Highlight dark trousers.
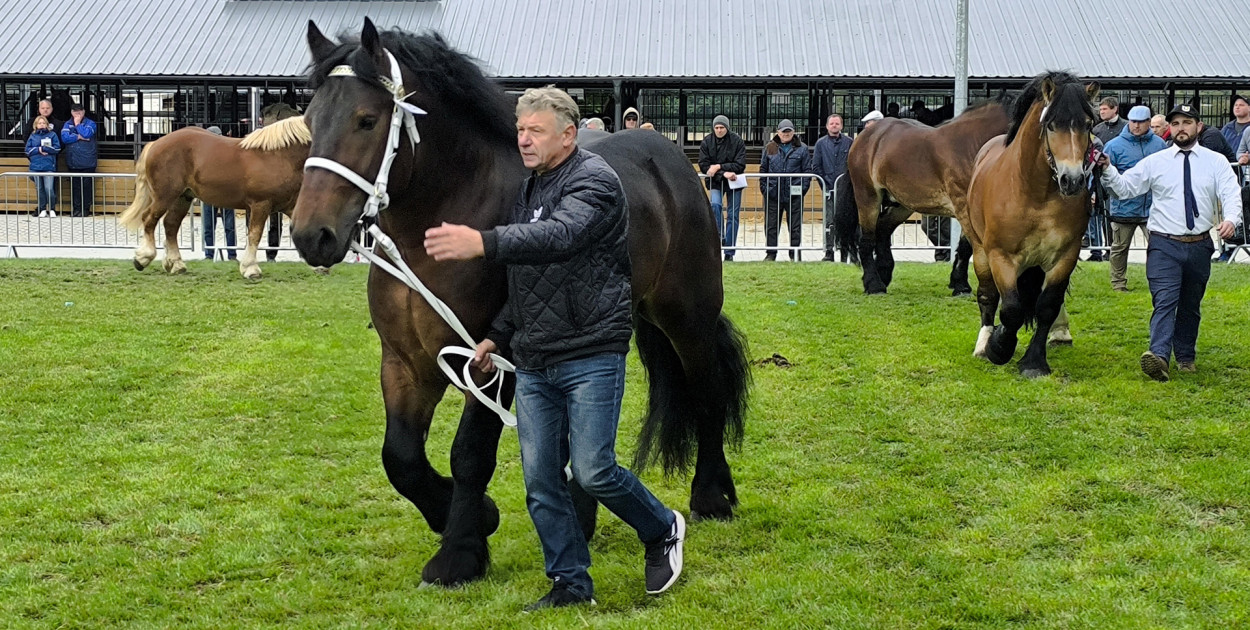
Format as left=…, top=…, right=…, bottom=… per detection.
left=68, top=167, right=95, bottom=217
left=765, top=196, right=803, bottom=259
left=924, top=215, right=952, bottom=261
left=266, top=211, right=282, bottom=261
left=1146, top=235, right=1214, bottom=363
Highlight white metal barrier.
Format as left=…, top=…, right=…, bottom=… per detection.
left=699, top=172, right=827, bottom=261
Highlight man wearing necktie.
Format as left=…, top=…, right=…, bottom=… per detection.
left=1097, top=104, right=1243, bottom=382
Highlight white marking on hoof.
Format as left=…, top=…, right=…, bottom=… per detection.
left=1048, top=328, right=1073, bottom=344
left=973, top=326, right=993, bottom=359
left=313, top=266, right=330, bottom=276
left=134, top=248, right=156, bottom=269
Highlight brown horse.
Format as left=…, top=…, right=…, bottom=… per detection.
left=289, top=21, right=750, bottom=587
left=965, top=71, right=1098, bottom=377
left=119, top=115, right=310, bottom=279
left=834, top=100, right=1011, bottom=295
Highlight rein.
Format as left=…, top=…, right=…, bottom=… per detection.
left=304, top=49, right=517, bottom=427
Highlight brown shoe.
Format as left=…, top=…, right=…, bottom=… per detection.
left=1140, top=352, right=1169, bottom=382
left=1112, top=286, right=1129, bottom=293
left=1177, top=361, right=1196, bottom=373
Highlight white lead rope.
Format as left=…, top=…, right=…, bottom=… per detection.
left=351, top=225, right=517, bottom=427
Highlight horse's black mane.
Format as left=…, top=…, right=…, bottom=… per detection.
left=308, top=29, right=516, bottom=145
left=1005, top=71, right=1094, bottom=145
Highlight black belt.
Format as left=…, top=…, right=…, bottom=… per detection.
left=1150, top=231, right=1209, bottom=243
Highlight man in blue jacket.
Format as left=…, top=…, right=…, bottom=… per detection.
left=760, top=119, right=812, bottom=261
left=1220, top=95, right=1249, bottom=150
left=60, top=104, right=98, bottom=217
left=811, top=114, right=852, bottom=261
left=1103, top=105, right=1167, bottom=292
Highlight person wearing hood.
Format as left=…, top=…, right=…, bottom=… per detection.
left=698, top=114, right=747, bottom=261
left=623, top=107, right=641, bottom=130
left=1103, top=105, right=1166, bottom=291
left=811, top=114, right=853, bottom=261
left=760, top=119, right=812, bottom=261
left=25, top=115, right=61, bottom=217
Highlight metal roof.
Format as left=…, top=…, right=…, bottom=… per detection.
left=1, top=0, right=1247, bottom=81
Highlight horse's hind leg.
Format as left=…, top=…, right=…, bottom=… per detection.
left=874, top=208, right=911, bottom=290
left=854, top=187, right=888, bottom=294
left=135, top=216, right=159, bottom=271
left=160, top=198, right=193, bottom=274
left=239, top=206, right=269, bottom=279
left=949, top=235, right=974, bottom=296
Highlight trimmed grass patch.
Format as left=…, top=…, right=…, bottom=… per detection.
left=2, top=259, right=1248, bottom=628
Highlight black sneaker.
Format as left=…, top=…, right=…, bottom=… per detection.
left=644, top=510, right=686, bottom=595
left=523, top=580, right=595, bottom=612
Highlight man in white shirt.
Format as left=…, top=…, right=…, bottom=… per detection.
left=1098, top=103, right=1243, bottom=382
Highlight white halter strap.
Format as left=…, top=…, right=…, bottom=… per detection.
left=307, top=48, right=517, bottom=426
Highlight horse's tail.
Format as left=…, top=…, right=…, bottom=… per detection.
left=632, top=313, right=750, bottom=475
left=118, top=145, right=154, bottom=231
left=832, top=173, right=861, bottom=265
left=1018, top=266, right=1046, bottom=330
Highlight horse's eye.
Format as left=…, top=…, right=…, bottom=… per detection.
left=1046, top=122, right=1057, bottom=133
left=358, top=116, right=378, bottom=131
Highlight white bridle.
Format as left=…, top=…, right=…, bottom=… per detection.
left=304, top=49, right=517, bottom=426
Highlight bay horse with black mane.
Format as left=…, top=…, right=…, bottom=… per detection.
left=290, top=19, right=750, bottom=587
left=834, top=98, right=1011, bottom=296
left=965, top=71, right=1099, bottom=377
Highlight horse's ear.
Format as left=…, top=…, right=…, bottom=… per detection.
left=307, top=21, right=336, bottom=62
left=361, top=17, right=383, bottom=57
left=1085, top=82, right=1101, bottom=101
left=1041, top=77, right=1056, bottom=103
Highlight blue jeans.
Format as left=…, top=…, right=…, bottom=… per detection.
left=709, top=186, right=743, bottom=257
left=1146, top=235, right=1213, bottom=363
left=201, top=204, right=237, bottom=260
left=34, top=175, right=56, bottom=212
left=515, top=352, right=674, bottom=597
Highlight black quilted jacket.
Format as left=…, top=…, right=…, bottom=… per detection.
left=481, top=147, right=633, bottom=369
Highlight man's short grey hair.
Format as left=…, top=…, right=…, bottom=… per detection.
left=516, top=86, right=580, bottom=130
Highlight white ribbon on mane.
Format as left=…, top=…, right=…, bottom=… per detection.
left=305, top=48, right=517, bottom=427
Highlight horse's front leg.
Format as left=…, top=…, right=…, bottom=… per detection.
left=239, top=206, right=268, bottom=279
left=1018, top=261, right=1077, bottom=378
left=160, top=199, right=192, bottom=274
left=985, top=254, right=1022, bottom=365
left=972, top=245, right=1000, bottom=359
left=422, top=394, right=508, bottom=587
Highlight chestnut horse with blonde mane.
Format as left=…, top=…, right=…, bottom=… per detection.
left=966, top=71, right=1099, bottom=377
left=119, top=115, right=311, bottom=278
left=834, top=99, right=1011, bottom=295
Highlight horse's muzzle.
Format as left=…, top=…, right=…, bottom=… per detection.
left=292, top=223, right=351, bottom=267
left=1057, top=173, right=1085, bottom=197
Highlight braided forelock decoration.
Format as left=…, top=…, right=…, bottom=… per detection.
left=306, top=29, right=516, bottom=146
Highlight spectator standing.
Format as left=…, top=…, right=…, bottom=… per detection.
left=1196, top=119, right=1237, bottom=163
left=60, top=103, right=98, bottom=217
left=698, top=114, right=747, bottom=261
left=1103, top=105, right=1166, bottom=291
left=622, top=107, right=640, bottom=130
left=760, top=119, right=812, bottom=261
left=1098, top=104, right=1243, bottom=382
left=811, top=114, right=852, bottom=261
left=26, top=116, right=61, bottom=217
left=1150, top=114, right=1171, bottom=142
left=1219, top=95, right=1250, bottom=149
left=1093, top=96, right=1126, bottom=144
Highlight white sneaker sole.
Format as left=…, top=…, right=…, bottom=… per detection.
left=647, top=510, right=685, bottom=595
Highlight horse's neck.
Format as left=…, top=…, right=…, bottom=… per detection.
left=1005, top=105, right=1056, bottom=195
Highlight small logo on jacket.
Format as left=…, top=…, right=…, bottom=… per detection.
left=531, top=206, right=543, bottom=223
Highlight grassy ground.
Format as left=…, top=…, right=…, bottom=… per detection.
left=1, top=258, right=1248, bottom=629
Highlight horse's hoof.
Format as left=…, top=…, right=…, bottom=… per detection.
left=951, top=286, right=972, bottom=297
left=421, top=539, right=490, bottom=587
left=313, top=266, right=331, bottom=276
left=242, top=268, right=262, bottom=280
left=1020, top=367, right=1051, bottom=379
left=164, top=260, right=187, bottom=275
left=1047, top=338, right=1074, bottom=347
left=864, top=284, right=887, bottom=295
left=690, top=476, right=738, bottom=521
left=132, top=258, right=146, bottom=271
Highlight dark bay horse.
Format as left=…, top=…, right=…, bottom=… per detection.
left=965, top=71, right=1098, bottom=378
left=834, top=100, right=1011, bottom=295
left=119, top=115, right=310, bottom=279
left=289, top=20, right=750, bottom=587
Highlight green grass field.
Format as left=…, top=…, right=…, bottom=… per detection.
left=2, top=258, right=1248, bottom=629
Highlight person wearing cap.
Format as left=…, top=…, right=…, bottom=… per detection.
left=861, top=110, right=884, bottom=128
left=200, top=125, right=238, bottom=261
left=622, top=107, right=641, bottom=130
left=760, top=119, right=812, bottom=261
left=811, top=114, right=852, bottom=261
left=1219, top=95, right=1250, bottom=150
left=1103, top=105, right=1166, bottom=292
left=60, top=103, right=98, bottom=217
left=698, top=114, right=747, bottom=261
left=1093, top=96, right=1126, bottom=144
left=1097, top=103, right=1243, bottom=382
